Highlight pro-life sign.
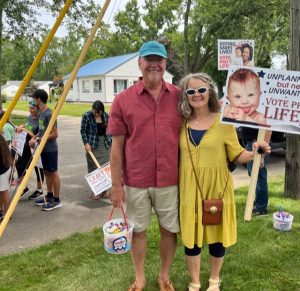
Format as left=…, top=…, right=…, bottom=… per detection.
left=218, top=39, right=255, bottom=70
left=11, top=131, right=27, bottom=156
left=84, top=163, right=111, bottom=196
left=221, top=66, right=300, bottom=135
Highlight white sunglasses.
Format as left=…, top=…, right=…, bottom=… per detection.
left=185, top=87, right=209, bottom=96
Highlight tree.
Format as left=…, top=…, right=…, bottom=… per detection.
left=0, top=0, right=47, bottom=108
left=175, top=0, right=289, bottom=92
left=285, top=0, right=300, bottom=199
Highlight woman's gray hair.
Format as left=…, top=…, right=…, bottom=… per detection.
left=178, top=73, right=220, bottom=119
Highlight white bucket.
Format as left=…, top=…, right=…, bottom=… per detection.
left=273, top=211, right=294, bottom=231
left=103, top=206, right=134, bottom=254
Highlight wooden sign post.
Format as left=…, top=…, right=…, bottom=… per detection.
left=244, top=129, right=266, bottom=221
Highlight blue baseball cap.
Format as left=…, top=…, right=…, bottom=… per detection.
left=139, top=41, right=167, bottom=58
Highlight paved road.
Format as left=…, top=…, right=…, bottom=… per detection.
left=0, top=113, right=285, bottom=255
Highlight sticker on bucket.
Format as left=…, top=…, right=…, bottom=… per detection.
left=103, top=206, right=134, bottom=254
left=273, top=211, right=294, bottom=231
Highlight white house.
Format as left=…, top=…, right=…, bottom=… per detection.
left=1, top=80, right=52, bottom=99
left=63, top=52, right=174, bottom=103
left=2, top=81, right=22, bottom=98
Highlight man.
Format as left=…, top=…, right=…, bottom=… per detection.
left=108, top=40, right=182, bottom=291
left=29, top=89, right=61, bottom=211
left=241, top=127, right=271, bottom=215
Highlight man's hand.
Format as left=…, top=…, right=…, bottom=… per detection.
left=111, top=185, right=125, bottom=208
left=84, top=143, right=91, bottom=152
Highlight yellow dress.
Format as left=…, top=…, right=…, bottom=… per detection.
left=179, top=114, right=244, bottom=248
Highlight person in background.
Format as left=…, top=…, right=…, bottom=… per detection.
left=108, top=40, right=182, bottom=291
left=0, top=134, right=13, bottom=223
left=15, top=101, right=44, bottom=199
left=80, top=100, right=112, bottom=200
left=241, top=127, right=271, bottom=216
left=29, top=89, right=61, bottom=211
left=178, top=72, right=271, bottom=291
left=0, top=110, right=15, bottom=146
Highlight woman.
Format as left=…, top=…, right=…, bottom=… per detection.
left=0, top=110, right=15, bottom=146
left=15, top=101, right=44, bottom=199
left=241, top=43, right=253, bottom=66
left=80, top=100, right=112, bottom=199
left=178, top=73, right=270, bottom=291
left=0, top=134, right=13, bottom=222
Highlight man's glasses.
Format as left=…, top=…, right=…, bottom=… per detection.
left=185, top=87, right=209, bottom=96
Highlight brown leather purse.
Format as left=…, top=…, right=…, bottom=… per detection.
left=202, top=199, right=223, bottom=225
left=186, top=124, right=229, bottom=225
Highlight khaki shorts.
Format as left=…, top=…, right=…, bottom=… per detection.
left=124, top=185, right=179, bottom=233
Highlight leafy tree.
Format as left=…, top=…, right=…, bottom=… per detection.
left=175, top=0, right=289, bottom=92
left=0, top=0, right=47, bottom=108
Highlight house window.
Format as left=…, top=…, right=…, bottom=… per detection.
left=93, top=80, right=102, bottom=92
left=114, top=80, right=127, bottom=94
left=82, top=80, right=90, bottom=92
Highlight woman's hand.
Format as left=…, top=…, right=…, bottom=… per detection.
left=252, top=141, right=271, bottom=156
left=84, top=143, right=91, bottom=152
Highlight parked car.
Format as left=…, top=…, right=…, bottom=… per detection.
left=236, top=127, right=286, bottom=150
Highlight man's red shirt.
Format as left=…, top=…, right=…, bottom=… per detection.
left=108, top=78, right=182, bottom=188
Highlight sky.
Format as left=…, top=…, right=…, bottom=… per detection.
left=38, top=0, right=145, bottom=37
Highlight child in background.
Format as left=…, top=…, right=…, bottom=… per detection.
left=223, top=68, right=267, bottom=125
left=15, top=101, right=44, bottom=199
left=0, top=134, right=12, bottom=222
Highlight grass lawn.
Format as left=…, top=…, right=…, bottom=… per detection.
left=0, top=176, right=299, bottom=290
left=3, top=101, right=112, bottom=117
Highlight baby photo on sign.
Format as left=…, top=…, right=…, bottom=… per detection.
left=218, top=39, right=254, bottom=70
left=221, top=66, right=300, bottom=135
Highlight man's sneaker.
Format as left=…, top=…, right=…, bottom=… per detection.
left=35, top=195, right=53, bottom=206
left=253, top=209, right=268, bottom=216
left=42, top=200, right=62, bottom=211
left=28, top=190, right=43, bottom=200
left=21, top=187, right=30, bottom=197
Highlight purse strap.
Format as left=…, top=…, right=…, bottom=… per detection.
left=185, top=123, right=229, bottom=200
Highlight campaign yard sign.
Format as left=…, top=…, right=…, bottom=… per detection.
left=221, top=66, right=300, bottom=135
left=84, top=163, right=111, bottom=196
left=11, top=131, right=27, bottom=156
left=218, top=40, right=255, bottom=70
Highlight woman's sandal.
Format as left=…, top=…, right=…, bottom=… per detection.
left=206, top=278, right=221, bottom=291
left=188, top=282, right=201, bottom=290
left=90, top=194, right=100, bottom=200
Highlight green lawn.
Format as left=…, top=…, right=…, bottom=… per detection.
left=4, top=101, right=111, bottom=117
left=0, top=176, right=299, bottom=291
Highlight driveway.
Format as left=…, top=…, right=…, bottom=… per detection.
left=0, top=113, right=285, bottom=255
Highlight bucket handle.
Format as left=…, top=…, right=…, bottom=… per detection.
left=108, top=205, right=129, bottom=231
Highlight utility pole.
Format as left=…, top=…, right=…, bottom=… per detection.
left=284, top=0, right=300, bottom=198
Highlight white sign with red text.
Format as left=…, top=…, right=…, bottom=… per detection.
left=218, top=39, right=255, bottom=70
left=84, top=163, right=112, bottom=195
left=11, top=131, right=27, bottom=156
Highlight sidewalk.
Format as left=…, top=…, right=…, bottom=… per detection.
left=0, top=113, right=285, bottom=255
